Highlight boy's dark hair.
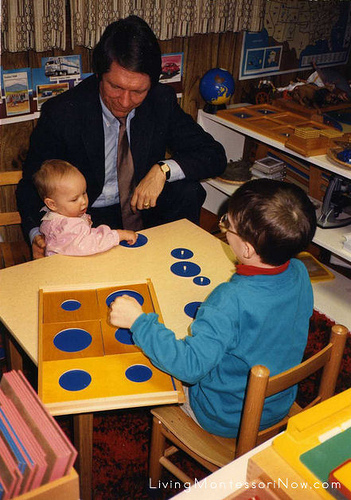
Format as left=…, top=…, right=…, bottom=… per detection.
left=92, top=15, right=161, bottom=86
left=228, top=178, right=317, bottom=266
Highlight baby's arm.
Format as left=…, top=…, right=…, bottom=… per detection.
left=117, top=230, right=138, bottom=245
left=41, top=217, right=124, bottom=256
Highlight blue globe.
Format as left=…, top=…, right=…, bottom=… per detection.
left=200, top=68, right=235, bottom=108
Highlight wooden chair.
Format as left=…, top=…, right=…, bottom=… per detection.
left=149, top=323, right=349, bottom=485
left=0, top=170, right=31, bottom=269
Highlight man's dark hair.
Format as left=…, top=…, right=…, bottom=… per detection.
left=228, top=178, right=317, bottom=266
left=92, top=15, right=161, bottom=86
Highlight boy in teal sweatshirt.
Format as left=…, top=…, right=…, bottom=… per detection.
left=109, top=179, right=317, bottom=437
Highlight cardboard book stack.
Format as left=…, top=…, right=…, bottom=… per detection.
left=0, top=370, right=78, bottom=499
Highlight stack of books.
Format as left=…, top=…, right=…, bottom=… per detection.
left=251, top=156, right=286, bottom=180
left=0, top=370, right=77, bottom=498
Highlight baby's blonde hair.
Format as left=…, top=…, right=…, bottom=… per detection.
left=33, top=159, right=81, bottom=200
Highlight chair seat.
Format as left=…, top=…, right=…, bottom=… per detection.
left=151, top=400, right=305, bottom=469
left=151, top=406, right=236, bottom=468
left=0, top=241, right=31, bottom=269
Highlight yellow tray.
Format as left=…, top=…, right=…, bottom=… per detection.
left=296, top=252, right=335, bottom=282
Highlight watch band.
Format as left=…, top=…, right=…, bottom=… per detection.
left=157, top=161, right=171, bottom=180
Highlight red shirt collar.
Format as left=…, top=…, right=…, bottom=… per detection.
left=236, top=261, right=290, bottom=276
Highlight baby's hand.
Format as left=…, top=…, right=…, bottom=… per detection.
left=117, top=230, right=138, bottom=245
left=109, top=295, right=143, bottom=329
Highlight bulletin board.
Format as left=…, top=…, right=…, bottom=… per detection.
left=240, top=0, right=351, bottom=80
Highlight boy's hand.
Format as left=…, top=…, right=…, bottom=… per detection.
left=117, top=230, right=138, bottom=245
left=109, top=295, right=143, bottom=329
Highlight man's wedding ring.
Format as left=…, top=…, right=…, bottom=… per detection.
left=144, top=202, right=150, bottom=208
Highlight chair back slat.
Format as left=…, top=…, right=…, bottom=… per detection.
left=0, top=171, right=22, bottom=186
left=266, top=345, right=332, bottom=397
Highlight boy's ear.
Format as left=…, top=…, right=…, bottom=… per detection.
left=44, top=197, right=57, bottom=212
left=243, top=241, right=256, bottom=260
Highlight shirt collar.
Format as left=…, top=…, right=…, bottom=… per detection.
left=236, top=261, right=290, bottom=276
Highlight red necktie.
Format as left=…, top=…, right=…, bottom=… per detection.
left=117, top=117, right=143, bottom=230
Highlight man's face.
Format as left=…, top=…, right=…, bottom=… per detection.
left=99, top=61, right=151, bottom=118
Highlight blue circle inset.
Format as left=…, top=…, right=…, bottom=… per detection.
left=125, top=364, right=152, bottom=383
left=54, top=328, right=92, bottom=352
left=59, top=369, right=92, bottom=391
left=115, top=328, right=135, bottom=345
left=61, top=299, right=81, bottom=311
left=193, top=276, right=211, bottom=286
left=119, top=233, right=148, bottom=248
left=184, top=301, right=202, bottom=318
left=170, top=261, right=201, bottom=278
left=171, top=248, right=194, bottom=260
left=106, top=289, right=144, bottom=307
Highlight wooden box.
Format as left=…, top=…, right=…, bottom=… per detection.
left=16, top=468, right=79, bottom=500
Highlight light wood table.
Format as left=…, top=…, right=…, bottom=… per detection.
left=0, top=220, right=234, bottom=499
left=0, top=219, right=350, bottom=498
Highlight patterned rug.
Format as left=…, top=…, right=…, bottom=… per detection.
left=1, top=309, right=350, bottom=499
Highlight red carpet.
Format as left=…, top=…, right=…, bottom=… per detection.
left=1, top=309, right=350, bottom=499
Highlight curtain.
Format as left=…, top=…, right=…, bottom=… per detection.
left=1, top=0, right=66, bottom=52
left=71, top=0, right=266, bottom=48
left=1, top=0, right=265, bottom=52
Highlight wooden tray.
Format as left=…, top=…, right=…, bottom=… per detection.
left=327, top=135, right=351, bottom=168
left=217, top=105, right=340, bottom=154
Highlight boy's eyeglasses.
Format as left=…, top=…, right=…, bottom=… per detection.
left=218, top=213, right=238, bottom=236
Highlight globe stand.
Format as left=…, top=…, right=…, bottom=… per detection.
left=203, top=103, right=227, bottom=114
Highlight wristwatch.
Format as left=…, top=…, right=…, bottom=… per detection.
left=158, top=161, right=171, bottom=180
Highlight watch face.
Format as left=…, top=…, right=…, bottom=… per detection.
left=159, top=162, right=170, bottom=179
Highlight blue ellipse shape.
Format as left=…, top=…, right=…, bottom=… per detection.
left=125, top=364, right=152, bottom=383
left=59, top=369, right=92, bottom=391
left=106, top=289, right=144, bottom=307
left=61, top=299, right=81, bottom=311
left=119, top=233, right=148, bottom=248
left=184, top=301, right=202, bottom=318
left=193, top=276, right=210, bottom=286
left=170, top=261, right=201, bottom=277
left=115, top=328, right=135, bottom=345
left=337, top=149, right=351, bottom=164
left=54, top=328, right=92, bottom=352
left=171, top=248, right=194, bottom=259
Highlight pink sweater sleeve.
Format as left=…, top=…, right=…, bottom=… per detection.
left=41, top=216, right=120, bottom=256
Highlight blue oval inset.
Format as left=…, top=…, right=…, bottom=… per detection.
left=59, top=369, right=92, bottom=391
left=184, top=301, right=202, bottom=319
left=337, top=149, right=351, bottom=164
left=170, top=261, right=201, bottom=278
left=106, top=289, right=144, bottom=307
left=120, top=233, right=148, bottom=248
left=193, top=276, right=210, bottom=286
left=125, top=364, right=152, bottom=383
left=171, top=248, right=194, bottom=260
left=61, top=299, right=81, bottom=311
left=54, top=328, right=92, bottom=352
left=115, top=328, right=135, bottom=345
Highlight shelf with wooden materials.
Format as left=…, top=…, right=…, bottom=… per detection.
left=197, top=108, right=351, bottom=265
left=198, top=108, right=351, bottom=181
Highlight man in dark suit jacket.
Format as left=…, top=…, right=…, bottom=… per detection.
left=16, top=16, right=226, bottom=258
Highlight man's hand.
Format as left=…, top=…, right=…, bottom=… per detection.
left=32, top=234, right=46, bottom=259
left=109, top=295, right=143, bottom=329
left=130, top=163, right=166, bottom=213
